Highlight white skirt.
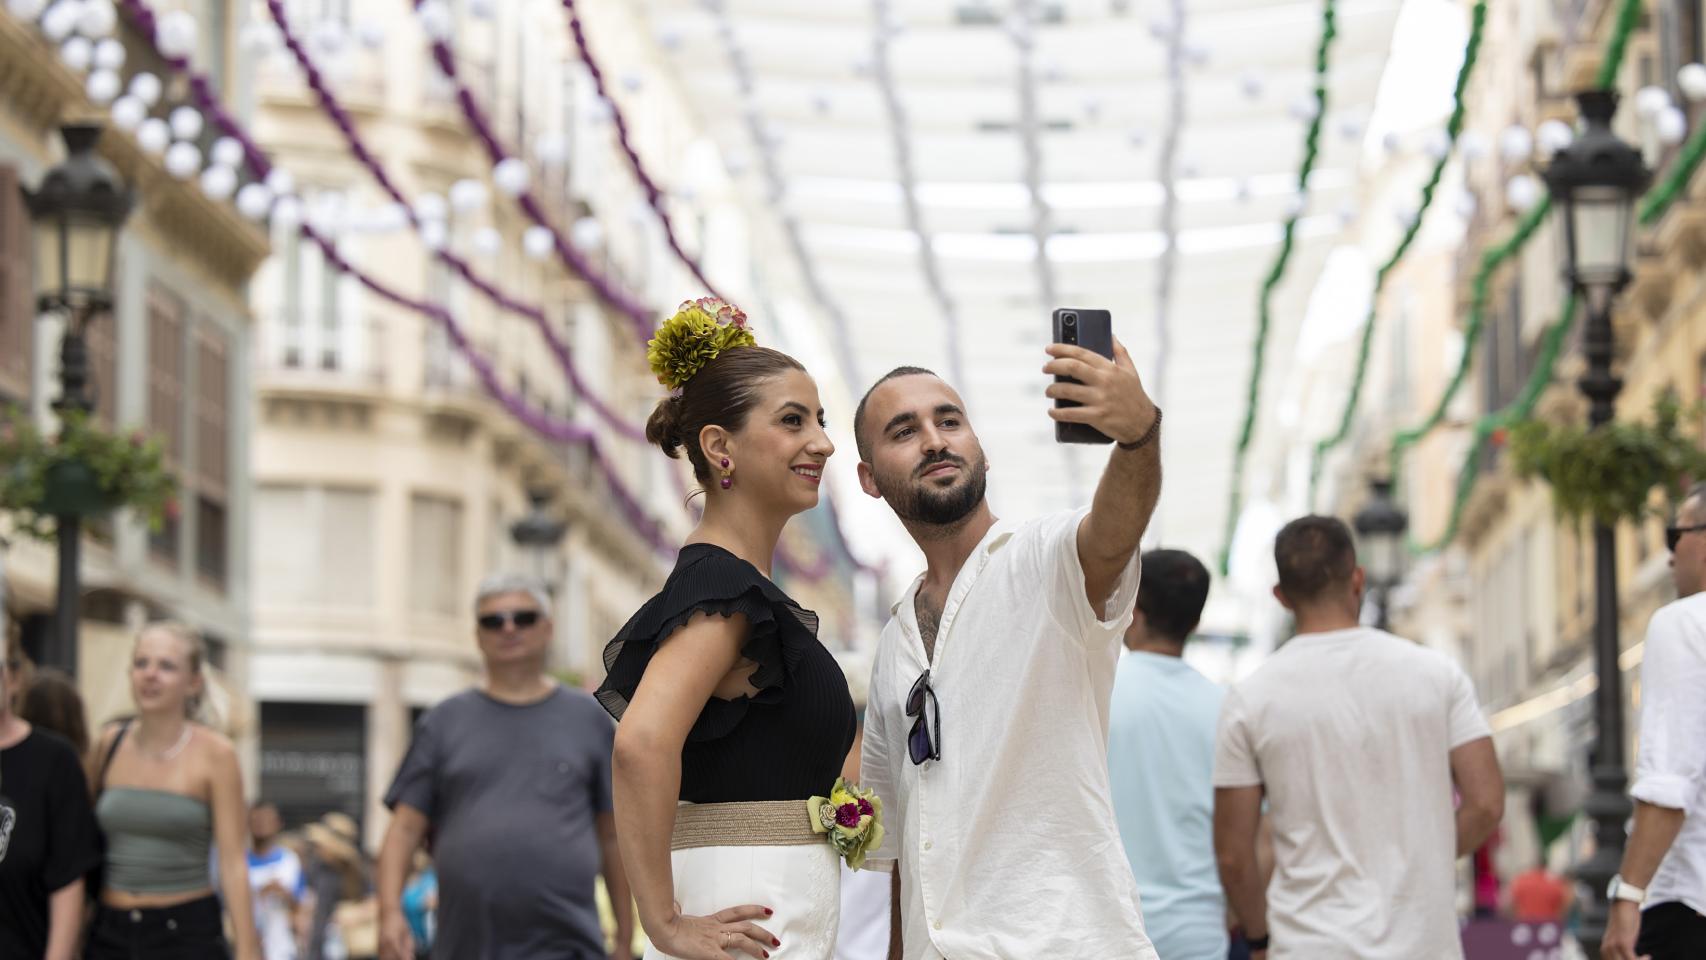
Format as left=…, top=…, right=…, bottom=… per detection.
left=646, top=841, right=842, bottom=960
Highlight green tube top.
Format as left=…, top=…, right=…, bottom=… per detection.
left=95, top=787, right=214, bottom=894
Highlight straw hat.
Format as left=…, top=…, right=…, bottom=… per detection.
left=303, top=812, right=361, bottom=865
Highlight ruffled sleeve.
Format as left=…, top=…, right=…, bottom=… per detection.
left=595, top=546, right=820, bottom=742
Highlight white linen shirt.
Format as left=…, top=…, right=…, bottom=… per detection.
left=1630, top=592, right=1706, bottom=916
left=860, top=508, right=1157, bottom=960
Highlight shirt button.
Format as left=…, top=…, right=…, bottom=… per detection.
left=924, top=840, right=933, bottom=850
left=933, top=920, right=942, bottom=930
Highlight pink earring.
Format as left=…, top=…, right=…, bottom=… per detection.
left=719, top=457, right=734, bottom=490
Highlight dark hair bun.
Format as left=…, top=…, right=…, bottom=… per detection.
left=646, top=395, right=684, bottom=459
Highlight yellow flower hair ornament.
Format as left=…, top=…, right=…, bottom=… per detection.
left=647, top=297, right=757, bottom=390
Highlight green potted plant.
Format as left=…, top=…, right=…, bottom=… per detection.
left=1509, top=394, right=1706, bottom=525
left=0, top=405, right=175, bottom=540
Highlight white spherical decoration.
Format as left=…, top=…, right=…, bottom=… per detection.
left=239, top=21, right=275, bottom=54
left=210, top=136, right=244, bottom=169
left=570, top=216, right=603, bottom=250
left=620, top=72, right=644, bottom=94
left=413, top=193, right=447, bottom=222
left=1455, top=189, right=1478, bottom=220
left=7, top=0, right=48, bottom=23
left=1395, top=204, right=1420, bottom=230
left=535, top=132, right=569, bottom=167
left=1536, top=119, right=1574, bottom=155
left=356, top=20, right=386, bottom=50
left=271, top=195, right=302, bottom=226
left=93, top=37, right=125, bottom=70
left=169, top=105, right=203, bottom=141
left=368, top=203, right=408, bottom=232
left=492, top=157, right=530, bottom=197
left=1499, top=125, right=1533, bottom=163
left=235, top=183, right=272, bottom=220
left=1424, top=128, right=1452, bottom=161
left=1458, top=130, right=1489, bottom=162
left=199, top=164, right=237, bottom=201
left=109, top=94, right=147, bottom=131
left=265, top=168, right=295, bottom=198
left=417, top=0, right=453, bottom=41
left=156, top=10, right=199, bottom=61
left=1381, top=131, right=1403, bottom=155
left=1233, top=180, right=1252, bottom=203
left=472, top=227, right=502, bottom=255
left=418, top=219, right=448, bottom=251
left=1337, top=115, right=1364, bottom=142
left=1239, top=70, right=1263, bottom=100
left=655, top=26, right=684, bottom=52
left=449, top=179, right=486, bottom=212
left=469, top=0, right=494, bottom=18
left=1505, top=174, right=1542, bottom=213
left=60, top=37, right=93, bottom=72
left=312, top=20, right=346, bottom=54
left=1184, top=42, right=1211, bottom=67
left=1679, top=63, right=1706, bottom=104
left=41, top=2, right=80, bottom=42
left=1146, top=15, right=1173, bottom=40
left=1289, top=94, right=1320, bottom=123
left=1336, top=203, right=1358, bottom=229
left=1127, top=128, right=1147, bottom=149
left=128, top=71, right=162, bottom=106
left=1284, top=192, right=1307, bottom=219
left=1636, top=85, right=1673, bottom=118
left=163, top=141, right=201, bottom=180
left=77, top=0, right=116, bottom=37
left=135, top=117, right=170, bottom=154
left=523, top=225, right=554, bottom=260
left=1656, top=105, right=1688, bottom=146
left=85, top=68, right=121, bottom=104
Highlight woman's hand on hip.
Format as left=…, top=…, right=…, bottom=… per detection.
left=650, top=904, right=779, bottom=959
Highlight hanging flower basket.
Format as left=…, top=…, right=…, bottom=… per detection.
left=0, top=406, right=175, bottom=540
left=1510, top=395, right=1706, bottom=526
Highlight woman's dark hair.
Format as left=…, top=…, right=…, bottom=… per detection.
left=20, top=667, right=91, bottom=758
left=644, top=345, right=806, bottom=482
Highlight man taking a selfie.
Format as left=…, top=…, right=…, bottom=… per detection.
left=854, top=331, right=1163, bottom=960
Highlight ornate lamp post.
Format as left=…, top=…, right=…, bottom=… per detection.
left=22, top=123, right=134, bottom=677
left=509, top=489, right=568, bottom=592
left=1352, top=477, right=1407, bottom=631
left=1541, top=89, right=1650, bottom=954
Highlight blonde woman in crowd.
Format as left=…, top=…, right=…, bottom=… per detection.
left=85, top=621, right=261, bottom=960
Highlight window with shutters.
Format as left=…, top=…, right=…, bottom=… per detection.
left=194, top=328, right=229, bottom=587
left=0, top=165, right=32, bottom=405
left=147, top=283, right=186, bottom=563
left=409, top=494, right=463, bottom=615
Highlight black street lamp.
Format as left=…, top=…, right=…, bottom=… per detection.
left=22, top=123, right=134, bottom=678
left=1541, top=88, right=1651, bottom=955
left=1352, top=476, right=1407, bottom=631
left=509, top=489, right=568, bottom=592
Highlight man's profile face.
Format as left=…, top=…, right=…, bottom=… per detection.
left=857, top=374, right=989, bottom=527
left=1670, top=495, right=1706, bottom=598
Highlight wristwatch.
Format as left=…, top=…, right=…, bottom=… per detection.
left=1606, top=875, right=1647, bottom=904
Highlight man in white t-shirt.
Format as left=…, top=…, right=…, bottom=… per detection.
left=854, top=339, right=1163, bottom=960
left=248, top=801, right=306, bottom=960
left=1602, top=482, right=1706, bottom=959
left=1212, top=515, right=1505, bottom=960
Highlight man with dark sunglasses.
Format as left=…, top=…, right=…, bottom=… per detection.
left=375, top=573, right=633, bottom=960
left=1603, top=483, right=1706, bottom=960
left=851, top=344, right=1163, bottom=960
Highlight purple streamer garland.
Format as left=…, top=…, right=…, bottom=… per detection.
left=407, top=0, right=653, bottom=344
left=557, top=0, right=724, bottom=302
left=260, top=0, right=646, bottom=443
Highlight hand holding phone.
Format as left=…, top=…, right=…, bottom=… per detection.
left=1046, top=308, right=1156, bottom=446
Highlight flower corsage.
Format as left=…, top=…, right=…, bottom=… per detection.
left=806, top=778, right=884, bottom=870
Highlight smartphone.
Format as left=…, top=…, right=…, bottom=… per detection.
left=1052, top=308, right=1116, bottom=444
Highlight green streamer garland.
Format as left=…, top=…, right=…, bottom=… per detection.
left=1307, top=0, right=1487, bottom=506
left=1218, top=0, right=1338, bottom=576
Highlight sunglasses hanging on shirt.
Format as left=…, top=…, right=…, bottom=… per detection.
left=906, top=670, right=942, bottom=765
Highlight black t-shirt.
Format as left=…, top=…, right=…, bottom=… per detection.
left=596, top=544, right=857, bottom=803
left=0, top=728, right=101, bottom=959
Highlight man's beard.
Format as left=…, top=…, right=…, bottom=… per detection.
left=879, top=450, right=989, bottom=528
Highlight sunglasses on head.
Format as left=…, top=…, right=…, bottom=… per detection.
left=906, top=670, right=942, bottom=765
left=477, top=609, right=542, bottom=631
left=1666, top=523, right=1706, bottom=553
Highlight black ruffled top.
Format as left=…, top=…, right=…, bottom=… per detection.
left=595, top=543, right=856, bottom=803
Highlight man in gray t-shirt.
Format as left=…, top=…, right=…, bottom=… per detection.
left=377, top=574, right=632, bottom=960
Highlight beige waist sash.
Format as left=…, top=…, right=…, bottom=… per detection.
left=670, top=800, right=820, bottom=851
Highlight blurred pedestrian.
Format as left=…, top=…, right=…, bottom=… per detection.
left=1213, top=516, right=1505, bottom=959
left=1508, top=859, right=1571, bottom=923
left=249, top=800, right=307, bottom=960
left=1107, top=548, right=1228, bottom=960
left=19, top=667, right=90, bottom=759
left=0, top=646, right=101, bottom=960
left=302, top=813, right=370, bottom=960
left=400, top=851, right=436, bottom=960
left=85, top=621, right=261, bottom=960
left=1602, top=482, right=1706, bottom=960
left=3, top=632, right=30, bottom=714
left=376, top=573, right=632, bottom=960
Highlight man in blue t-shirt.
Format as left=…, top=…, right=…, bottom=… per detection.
left=1107, top=549, right=1229, bottom=960
left=248, top=800, right=306, bottom=960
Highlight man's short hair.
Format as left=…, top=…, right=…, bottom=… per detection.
left=854, top=366, right=939, bottom=462
left=1274, top=515, right=1358, bottom=605
left=473, top=572, right=553, bottom=619
left=1135, top=549, right=1211, bottom=642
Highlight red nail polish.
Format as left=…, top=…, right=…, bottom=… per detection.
left=773, top=939, right=782, bottom=947
left=764, top=908, right=773, bottom=916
